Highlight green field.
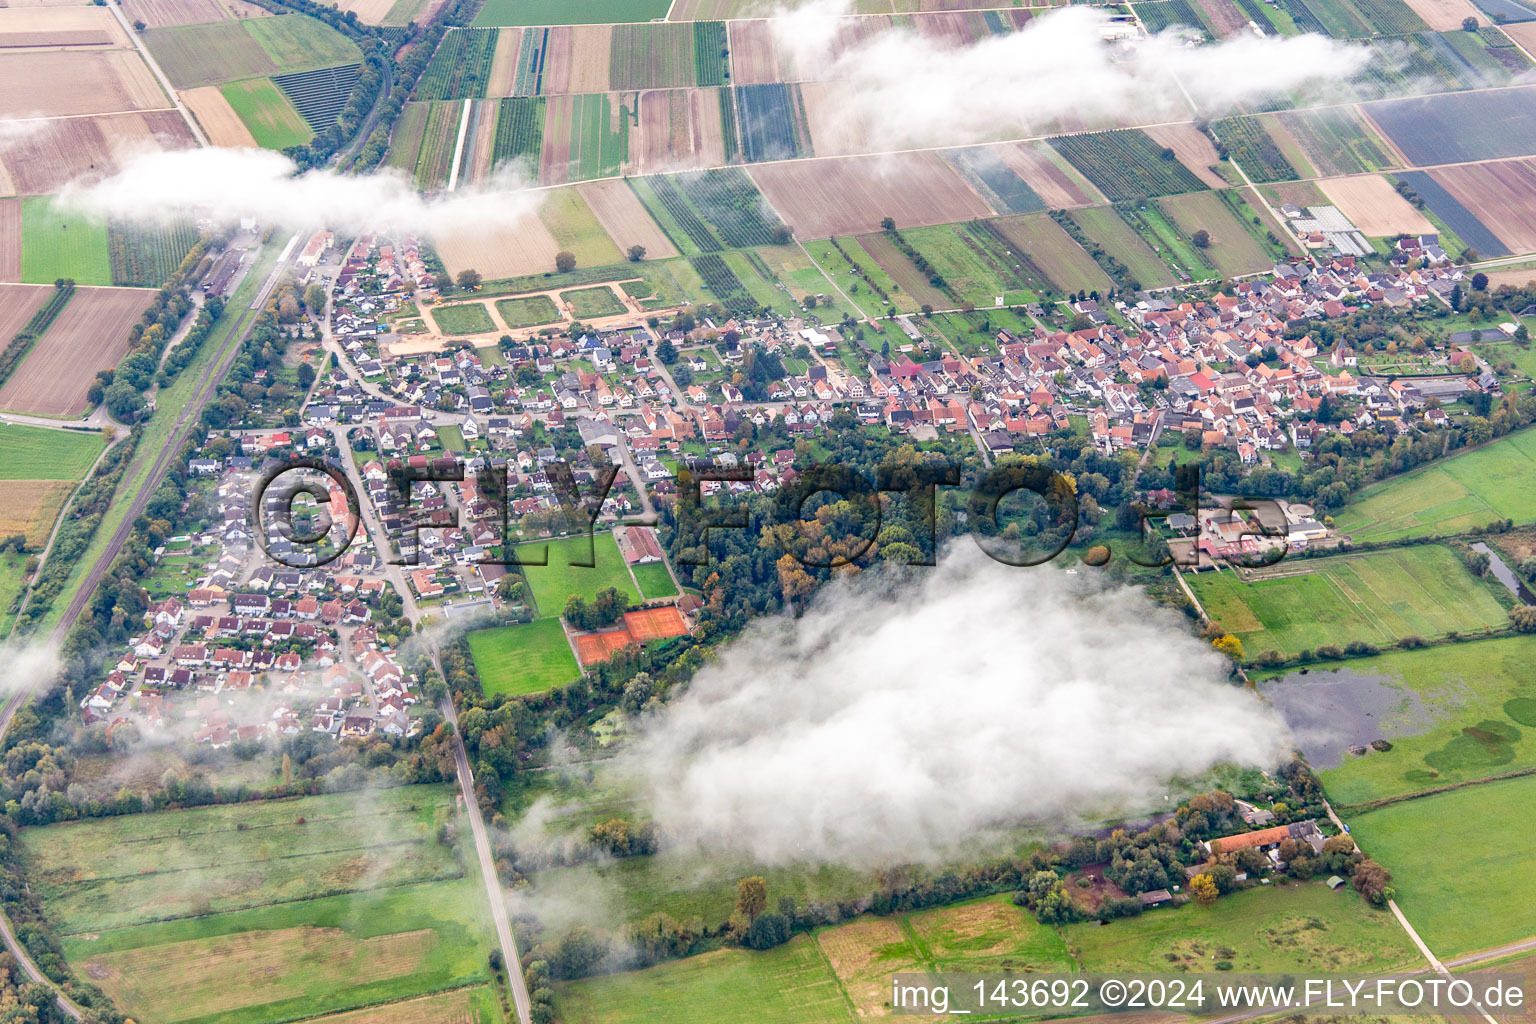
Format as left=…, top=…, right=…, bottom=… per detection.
left=495, top=294, right=563, bottom=327
left=1063, top=881, right=1418, bottom=973
left=430, top=302, right=495, bottom=335
left=473, top=0, right=669, bottom=25
left=631, top=560, right=678, bottom=599
left=19, top=199, right=111, bottom=286
left=19, top=786, right=498, bottom=1024
left=1159, top=191, right=1273, bottom=277
left=513, top=532, right=638, bottom=617
left=244, top=14, right=363, bottom=73
left=1275, top=106, right=1398, bottom=176
left=0, top=424, right=105, bottom=480
left=145, top=21, right=279, bottom=88
left=561, top=286, right=626, bottom=319
left=541, top=188, right=625, bottom=269
left=1069, top=205, right=1178, bottom=289
left=0, top=552, right=29, bottom=637
left=466, top=618, right=580, bottom=696
left=221, top=78, right=314, bottom=150
left=1283, top=635, right=1536, bottom=805
left=1189, top=545, right=1508, bottom=659
left=1333, top=428, right=1536, bottom=541
left=992, top=213, right=1114, bottom=295
left=1344, top=774, right=1536, bottom=957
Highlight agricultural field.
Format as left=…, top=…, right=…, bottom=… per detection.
left=1363, top=85, right=1536, bottom=165
left=1064, top=881, right=1418, bottom=973
left=577, top=179, right=678, bottom=261
left=490, top=95, right=545, bottom=172
left=119, top=0, right=269, bottom=28
left=473, top=0, right=669, bottom=26
left=1068, top=205, right=1178, bottom=290
left=750, top=152, right=991, bottom=239
left=221, top=77, right=315, bottom=149
left=0, top=286, right=154, bottom=416
left=416, top=27, right=498, bottom=100
left=1392, top=170, right=1509, bottom=259
left=1289, top=0, right=1428, bottom=35
left=991, top=213, right=1114, bottom=295
left=540, top=93, right=628, bottom=184
left=274, top=64, right=362, bottom=133
left=512, top=532, right=638, bottom=617
left=0, top=202, right=18, bottom=285
left=467, top=618, right=580, bottom=696
left=412, top=100, right=462, bottom=191
left=108, top=219, right=200, bottom=289
left=690, top=253, right=755, bottom=314
left=145, top=21, right=279, bottom=89
left=0, top=110, right=195, bottom=197
left=0, top=423, right=105, bottom=480
left=629, top=87, right=727, bottom=173
left=183, top=86, right=258, bottom=147
left=629, top=168, right=784, bottom=255
left=1189, top=544, right=1508, bottom=660
left=1428, top=158, right=1536, bottom=255
left=1344, top=774, right=1536, bottom=956
left=1262, top=635, right=1536, bottom=805
left=1314, top=173, right=1434, bottom=236
left=1334, top=427, right=1536, bottom=540
left=1049, top=130, right=1209, bottom=202
left=1213, top=116, right=1300, bottom=183
left=0, top=50, right=167, bottom=119
left=429, top=302, right=495, bottom=335
left=385, top=102, right=429, bottom=174
left=562, top=285, right=625, bottom=318
left=1275, top=106, right=1399, bottom=176
left=245, top=14, right=363, bottom=72
left=609, top=22, right=696, bottom=90
left=732, top=83, right=814, bottom=163
left=1133, top=0, right=1214, bottom=33
left=1158, top=191, right=1272, bottom=276
left=495, top=294, right=562, bottom=328
left=19, top=198, right=111, bottom=286
left=942, top=146, right=1046, bottom=215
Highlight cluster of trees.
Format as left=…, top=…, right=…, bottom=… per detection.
left=562, top=587, right=626, bottom=630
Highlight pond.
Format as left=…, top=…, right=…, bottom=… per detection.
left=1258, top=667, right=1440, bottom=770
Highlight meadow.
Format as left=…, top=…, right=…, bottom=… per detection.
left=513, top=532, right=638, bottom=616
left=0, top=424, right=105, bottom=480
left=1344, top=773, right=1536, bottom=957
left=1069, top=206, right=1178, bottom=289
left=466, top=617, right=580, bottom=696
left=561, top=285, right=625, bottom=319
left=495, top=294, right=562, bottom=327
left=221, top=78, right=314, bottom=150
left=631, top=561, right=678, bottom=599
left=430, top=302, right=496, bottom=335
left=1188, top=545, right=1508, bottom=659
left=1332, top=427, right=1536, bottom=540
left=20, top=199, right=111, bottom=287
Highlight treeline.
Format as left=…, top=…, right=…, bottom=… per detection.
left=0, top=279, right=74, bottom=387
left=883, top=226, right=959, bottom=304
left=1051, top=209, right=1140, bottom=293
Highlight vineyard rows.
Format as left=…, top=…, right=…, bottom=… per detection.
left=1131, top=0, right=1210, bottom=34
left=273, top=64, right=361, bottom=132
left=1277, top=108, right=1393, bottom=176
left=718, top=88, right=740, bottom=163
left=492, top=96, right=545, bottom=170
left=108, top=220, right=201, bottom=288
left=416, top=27, right=497, bottom=100
left=965, top=220, right=1055, bottom=296
left=610, top=22, right=695, bottom=91
left=1213, top=116, right=1299, bottom=183
left=676, top=169, right=782, bottom=247
left=514, top=28, right=549, bottom=96
left=413, top=101, right=461, bottom=190
left=692, top=21, right=728, bottom=88
left=733, top=84, right=812, bottom=162
left=645, top=175, right=725, bottom=252
left=691, top=253, right=755, bottom=314
left=1049, top=129, right=1206, bottom=202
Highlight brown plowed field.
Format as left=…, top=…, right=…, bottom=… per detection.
left=465, top=98, right=498, bottom=186
left=1143, top=123, right=1229, bottom=189
left=433, top=211, right=562, bottom=280
left=326, top=0, right=395, bottom=22
left=0, top=110, right=194, bottom=195
left=181, top=87, right=253, bottom=147
left=577, top=179, right=678, bottom=259
left=0, top=7, right=129, bottom=47
left=120, top=0, right=232, bottom=26
left=727, top=19, right=779, bottom=84
left=996, top=141, right=1102, bottom=208
left=0, top=50, right=166, bottom=117
left=1430, top=158, right=1536, bottom=254
left=630, top=88, right=723, bottom=173
left=486, top=26, right=519, bottom=96
left=0, top=286, right=154, bottom=416
left=0, top=284, right=50, bottom=338
left=1317, top=173, right=1434, bottom=237
left=1401, top=0, right=1482, bottom=30
left=1196, top=0, right=1249, bottom=35
left=800, top=81, right=874, bottom=157
left=537, top=26, right=610, bottom=96
left=299, top=989, right=480, bottom=1024
left=749, top=152, right=991, bottom=238
left=0, top=201, right=20, bottom=282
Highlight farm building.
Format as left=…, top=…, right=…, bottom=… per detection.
left=1204, top=819, right=1325, bottom=858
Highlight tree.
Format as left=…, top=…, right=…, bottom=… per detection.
left=1212, top=634, right=1244, bottom=662
left=296, top=361, right=317, bottom=391
left=744, top=911, right=791, bottom=949
left=1352, top=858, right=1394, bottom=907
left=1465, top=549, right=1491, bottom=577
left=1512, top=606, right=1536, bottom=633
left=735, top=876, right=768, bottom=921
left=1458, top=354, right=1478, bottom=374
left=1191, top=229, right=1211, bottom=249
left=133, top=18, right=146, bottom=30
left=1462, top=15, right=1479, bottom=28
left=881, top=216, right=897, bottom=231
left=656, top=337, right=677, bottom=364
left=1472, top=271, right=1489, bottom=290
left=457, top=268, right=482, bottom=290
left=1189, top=873, right=1219, bottom=906
left=627, top=245, right=647, bottom=262
left=304, top=282, right=327, bottom=313
left=555, top=250, right=577, bottom=273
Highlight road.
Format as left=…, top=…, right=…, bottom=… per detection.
left=106, top=0, right=207, bottom=147
left=439, top=694, right=533, bottom=1024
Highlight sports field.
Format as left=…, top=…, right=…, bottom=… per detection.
left=19, top=199, right=111, bottom=287
left=495, top=295, right=562, bottom=328
left=512, top=532, right=638, bottom=617
left=429, top=302, right=495, bottom=335
left=1333, top=428, right=1536, bottom=541
left=19, top=786, right=500, bottom=1024
left=221, top=77, right=314, bottom=150
left=1344, top=773, right=1536, bottom=957
left=631, top=560, right=677, bottom=599
left=0, top=424, right=104, bottom=480
left=1063, top=881, right=1418, bottom=973
left=1189, top=545, right=1508, bottom=659
left=466, top=618, right=580, bottom=695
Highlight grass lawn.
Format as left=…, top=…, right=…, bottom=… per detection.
left=1188, top=545, right=1508, bottom=660
left=496, top=295, right=562, bottom=328
left=429, top=302, right=495, bottom=335
left=557, top=935, right=850, bottom=1024
left=20, top=198, right=112, bottom=286
left=1063, top=880, right=1418, bottom=973
left=631, top=560, right=677, bottom=599
left=512, top=532, right=637, bottom=617
left=466, top=618, right=579, bottom=696
left=1271, top=635, right=1536, bottom=806
left=1334, top=427, right=1536, bottom=541
left=1344, top=774, right=1536, bottom=958
left=0, top=424, right=104, bottom=479
left=561, top=286, right=625, bottom=319
left=472, top=0, right=667, bottom=25
left=221, top=78, right=314, bottom=150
